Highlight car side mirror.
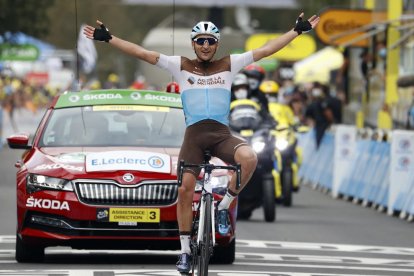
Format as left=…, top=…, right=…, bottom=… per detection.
left=7, top=134, right=32, bottom=149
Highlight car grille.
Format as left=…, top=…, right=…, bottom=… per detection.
left=74, top=181, right=178, bottom=206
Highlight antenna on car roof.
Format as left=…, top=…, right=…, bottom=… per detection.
left=74, top=0, right=80, bottom=92
left=171, top=0, right=176, bottom=84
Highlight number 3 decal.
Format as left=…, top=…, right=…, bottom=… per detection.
left=149, top=211, right=157, bottom=220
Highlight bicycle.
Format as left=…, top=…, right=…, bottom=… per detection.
left=177, top=151, right=241, bottom=275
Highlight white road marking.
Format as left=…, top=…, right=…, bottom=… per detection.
left=0, top=270, right=393, bottom=276
left=237, top=252, right=414, bottom=266
left=237, top=239, right=414, bottom=255
left=233, top=262, right=414, bottom=273
left=0, top=236, right=413, bottom=275
left=0, top=236, right=14, bottom=243
left=2, top=236, right=414, bottom=256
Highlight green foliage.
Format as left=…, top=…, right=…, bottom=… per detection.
left=0, top=0, right=55, bottom=39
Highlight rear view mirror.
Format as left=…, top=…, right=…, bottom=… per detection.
left=7, top=134, right=31, bottom=149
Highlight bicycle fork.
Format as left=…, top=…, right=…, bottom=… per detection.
left=197, top=173, right=216, bottom=247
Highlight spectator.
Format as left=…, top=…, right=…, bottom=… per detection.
left=304, top=82, right=334, bottom=148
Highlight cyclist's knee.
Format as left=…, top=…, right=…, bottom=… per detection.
left=178, top=173, right=196, bottom=201
left=235, top=146, right=257, bottom=170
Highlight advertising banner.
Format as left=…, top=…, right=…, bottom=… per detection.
left=332, top=125, right=357, bottom=197
left=315, top=9, right=386, bottom=47
left=388, top=130, right=414, bottom=214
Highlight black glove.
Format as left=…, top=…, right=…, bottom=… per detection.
left=93, top=23, right=112, bottom=42
left=294, top=16, right=312, bottom=35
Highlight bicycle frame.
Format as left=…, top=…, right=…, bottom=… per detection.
left=177, top=151, right=241, bottom=275
left=197, top=171, right=215, bottom=246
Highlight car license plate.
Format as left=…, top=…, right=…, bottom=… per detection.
left=98, top=208, right=160, bottom=223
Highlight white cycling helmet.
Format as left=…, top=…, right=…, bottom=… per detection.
left=191, top=21, right=220, bottom=41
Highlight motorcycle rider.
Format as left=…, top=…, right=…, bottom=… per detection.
left=231, top=73, right=250, bottom=101
left=243, top=64, right=271, bottom=113
left=231, top=73, right=278, bottom=128
left=84, top=13, right=319, bottom=273
left=260, top=80, right=296, bottom=127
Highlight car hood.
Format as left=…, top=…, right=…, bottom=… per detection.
left=25, top=147, right=180, bottom=184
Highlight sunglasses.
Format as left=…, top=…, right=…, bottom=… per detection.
left=193, top=37, right=218, bottom=45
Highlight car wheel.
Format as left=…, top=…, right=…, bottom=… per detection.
left=211, top=238, right=235, bottom=264
left=15, top=235, right=45, bottom=263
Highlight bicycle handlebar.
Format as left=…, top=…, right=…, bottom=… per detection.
left=177, top=160, right=241, bottom=191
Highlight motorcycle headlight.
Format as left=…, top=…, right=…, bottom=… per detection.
left=27, top=174, right=73, bottom=193
left=252, top=137, right=266, bottom=153
left=275, top=139, right=289, bottom=151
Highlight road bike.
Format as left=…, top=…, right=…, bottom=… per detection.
left=178, top=151, right=241, bottom=275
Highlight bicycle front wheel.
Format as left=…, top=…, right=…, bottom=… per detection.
left=197, top=193, right=213, bottom=275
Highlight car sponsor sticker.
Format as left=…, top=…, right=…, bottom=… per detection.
left=50, top=152, right=87, bottom=164
left=85, top=151, right=171, bottom=173
left=92, top=105, right=169, bottom=112
left=26, top=196, right=70, bottom=211
left=55, top=90, right=182, bottom=109
left=96, top=208, right=160, bottom=223
left=34, top=163, right=83, bottom=172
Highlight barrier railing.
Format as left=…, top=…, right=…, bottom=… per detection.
left=298, top=125, right=414, bottom=222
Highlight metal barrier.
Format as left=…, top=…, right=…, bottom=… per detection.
left=298, top=125, right=414, bottom=222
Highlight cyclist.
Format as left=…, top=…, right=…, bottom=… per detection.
left=84, top=13, right=319, bottom=273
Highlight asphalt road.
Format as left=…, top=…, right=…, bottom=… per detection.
left=1, top=146, right=414, bottom=276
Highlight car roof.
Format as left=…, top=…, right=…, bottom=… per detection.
left=54, top=89, right=182, bottom=109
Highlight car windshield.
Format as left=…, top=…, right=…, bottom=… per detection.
left=39, top=105, right=186, bottom=147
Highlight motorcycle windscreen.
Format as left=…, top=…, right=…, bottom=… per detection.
left=229, top=105, right=262, bottom=131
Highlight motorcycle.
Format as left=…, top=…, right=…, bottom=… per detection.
left=229, top=99, right=278, bottom=222
left=267, top=100, right=310, bottom=207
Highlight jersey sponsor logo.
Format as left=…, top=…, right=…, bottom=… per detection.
left=188, top=76, right=195, bottom=84
left=26, top=196, right=70, bottom=211
left=197, top=76, right=225, bottom=85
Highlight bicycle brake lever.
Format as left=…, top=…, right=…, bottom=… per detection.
left=236, top=164, right=241, bottom=190
left=178, top=160, right=185, bottom=187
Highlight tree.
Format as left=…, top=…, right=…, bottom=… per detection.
left=0, top=0, right=55, bottom=41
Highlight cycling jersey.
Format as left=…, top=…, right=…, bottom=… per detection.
left=156, top=52, right=254, bottom=126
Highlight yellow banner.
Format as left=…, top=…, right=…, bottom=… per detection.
left=109, top=208, right=160, bottom=223
left=245, top=34, right=316, bottom=61
left=93, top=105, right=169, bottom=112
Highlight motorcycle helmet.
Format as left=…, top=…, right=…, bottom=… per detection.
left=231, top=73, right=250, bottom=100
left=243, top=64, right=265, bottom=90
left=166, top=81, right=180, bottom=94
left=260, top=80, right=279, bottom=94
left=191, top=21, right=220, bottom=41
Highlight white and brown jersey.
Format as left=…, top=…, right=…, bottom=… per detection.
left=156, top=52, right=254, bottom=126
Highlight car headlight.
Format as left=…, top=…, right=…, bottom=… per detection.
left=275, top=139, right=289, bottom=151
left=27, top=174, right=73, bottom=193
left=252, top=136, right=266, bottom=153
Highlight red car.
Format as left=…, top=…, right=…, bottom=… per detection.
left=7, top=89, right=237, bottom=263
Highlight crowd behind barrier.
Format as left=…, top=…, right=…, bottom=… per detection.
left=298, top=125, right=414, bottom=222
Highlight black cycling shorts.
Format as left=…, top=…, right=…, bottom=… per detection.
left=178, top=119, right=248, bottom=176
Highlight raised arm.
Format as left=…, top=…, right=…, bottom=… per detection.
left=252, top=13, right=320, bottom=62
left=83, top=20, right=160, bottom=65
